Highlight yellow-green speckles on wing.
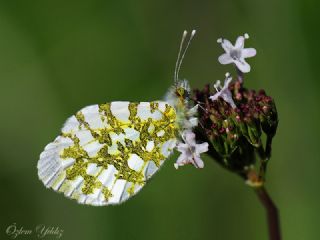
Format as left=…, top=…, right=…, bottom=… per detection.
left=102, top=187, right=113, bottom=202
left=37, top=101, right=177, bottom=206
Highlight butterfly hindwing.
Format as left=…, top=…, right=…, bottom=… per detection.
left=37, top=101, right=177, bottom=206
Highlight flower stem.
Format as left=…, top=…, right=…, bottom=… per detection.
left=265, top=136, right=273, bottom=159
left=255, top=187, right=281, bottom=240
left=258, top=136, right=273, bottom=182
left=236, top=67, right=244, bottom=83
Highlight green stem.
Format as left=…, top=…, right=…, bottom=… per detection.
left=258, top=135, right=273, bottom=182
left=255, top=187, right=281, bottom=240
left=265, top=135, right=273, bottom=159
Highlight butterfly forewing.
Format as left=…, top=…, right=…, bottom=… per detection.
left=38, top=101, right=177, bottom=206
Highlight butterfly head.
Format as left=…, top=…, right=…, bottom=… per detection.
left=165, top=30, right=198, bottom=130
left=175, top=80, right=191, bottom=103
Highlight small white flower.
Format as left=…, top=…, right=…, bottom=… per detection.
left=174, top=130, right=209, bottom=169
left=209, top=73, right=236, bottom=108
left=217, top=33, right=256, bottom=73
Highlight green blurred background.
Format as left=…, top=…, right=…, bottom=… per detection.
left=0, top=0, right=319, bottom=239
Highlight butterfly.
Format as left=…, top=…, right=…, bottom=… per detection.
left=37, top=30, right=198, bottom=206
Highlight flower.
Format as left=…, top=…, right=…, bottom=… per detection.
left=209, top=73, right=236, bottom=108
left=174, top=130, right=209, bottom=169
left=217, top=33, right=256, bottom=73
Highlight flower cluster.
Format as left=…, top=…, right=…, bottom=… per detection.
left=193, top=77, right=278, bottom=177
left=174, top=33, right=278, bottom=186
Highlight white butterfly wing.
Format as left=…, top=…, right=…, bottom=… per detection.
left=37, top=101, right=177, bottom=206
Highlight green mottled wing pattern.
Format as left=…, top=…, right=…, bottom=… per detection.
left=37, top=101, right=177, bottom=206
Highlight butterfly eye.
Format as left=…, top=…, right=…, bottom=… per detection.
left=176, top=87, right=185, bottom=97
left=176, top=86, right=190, bottom=101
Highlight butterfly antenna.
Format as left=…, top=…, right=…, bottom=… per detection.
left=176, top=29, right=196, bottom=83
left=174, top=30, right=188, bottom=84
